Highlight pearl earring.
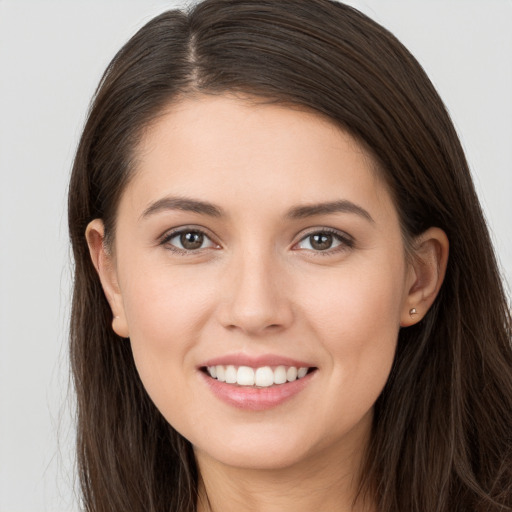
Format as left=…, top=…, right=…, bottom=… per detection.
left=409, top=308, right=417, bottom=316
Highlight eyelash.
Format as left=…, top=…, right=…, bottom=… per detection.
left=160, top=227, right=219, bottom=255
left=295, top=228, right=354, bottom=256
left=159, top=226, right=354, bottom=256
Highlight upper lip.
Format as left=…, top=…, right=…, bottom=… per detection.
left=200, top=353, right=316, bottom=369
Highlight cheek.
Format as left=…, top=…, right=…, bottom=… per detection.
left=298, top=260, right=404, bottom=397
left=122, top=264, right=214, bottom=339
left=118, top=265, right=216, bottom=399
left=301, top=258, right=404, bottom=334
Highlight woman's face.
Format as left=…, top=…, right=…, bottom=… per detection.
left=99, top=95, right=418, bottom=471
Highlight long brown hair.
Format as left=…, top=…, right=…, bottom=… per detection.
left=68, top=1, right=512, bottom=510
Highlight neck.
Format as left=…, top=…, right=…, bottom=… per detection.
left=195, top=435, right=375, bottom=512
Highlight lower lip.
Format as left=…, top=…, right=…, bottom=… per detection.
left=200, top=370, right=316, bottom=411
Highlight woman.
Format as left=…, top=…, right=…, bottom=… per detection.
left=67, top=0, right=512, bottom=510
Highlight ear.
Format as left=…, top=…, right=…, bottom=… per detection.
left=400, top=227, right=449, bottom=327
left=85, top=219, right=129, bottom=338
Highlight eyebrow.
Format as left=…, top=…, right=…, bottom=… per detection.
left=140, top=196, right=374, bottom=223
left=286, top=200, right=374, bottom=223
left=140, top=196, right=225, bottom=219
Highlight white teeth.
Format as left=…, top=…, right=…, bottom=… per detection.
left=216, top=365, right=226, bottom=382
left=254, top=366, right=274, bottom=387
left=206, top=364, right=312, bottom=387
left=286, top=366, right=298, bottom=382
left=273, top=365, right=287, bottom=384
left=225, top=365, right=237, bottom=384
left=237, top=366, right=255, bottom=386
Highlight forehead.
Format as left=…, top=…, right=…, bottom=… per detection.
left=122, top=94, right=395, bottom=223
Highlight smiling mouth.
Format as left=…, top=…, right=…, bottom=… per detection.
left=202, top=365, right=317, bottom=388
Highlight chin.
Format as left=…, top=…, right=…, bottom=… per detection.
left=189, top=411, right=373, bottom=473
left=195, top=438, right=315, bottom=472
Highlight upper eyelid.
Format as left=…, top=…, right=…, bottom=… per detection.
left=295, top=227, right=353, bottom=243
left=160, top=225, right=217, bottom=243
left=291, top=228, right=355, bottom=256
left=160, top=227, right=219, bottom=255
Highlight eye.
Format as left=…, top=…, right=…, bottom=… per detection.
left=295, top=229, right=353, bottom=253
left=162, top=228, right=218, bottom=253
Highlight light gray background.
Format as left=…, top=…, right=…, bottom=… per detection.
left=0, top=1, right=511, bottom=510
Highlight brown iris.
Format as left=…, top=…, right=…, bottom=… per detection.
left=309, top=233, right=334, bottom=250
left=180, top=231, right=204, bottom=250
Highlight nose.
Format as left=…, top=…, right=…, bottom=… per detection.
left=217, top=248, right=294, bottom=336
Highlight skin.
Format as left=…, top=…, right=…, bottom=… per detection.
left=87, top=94, right=448, bottom=512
